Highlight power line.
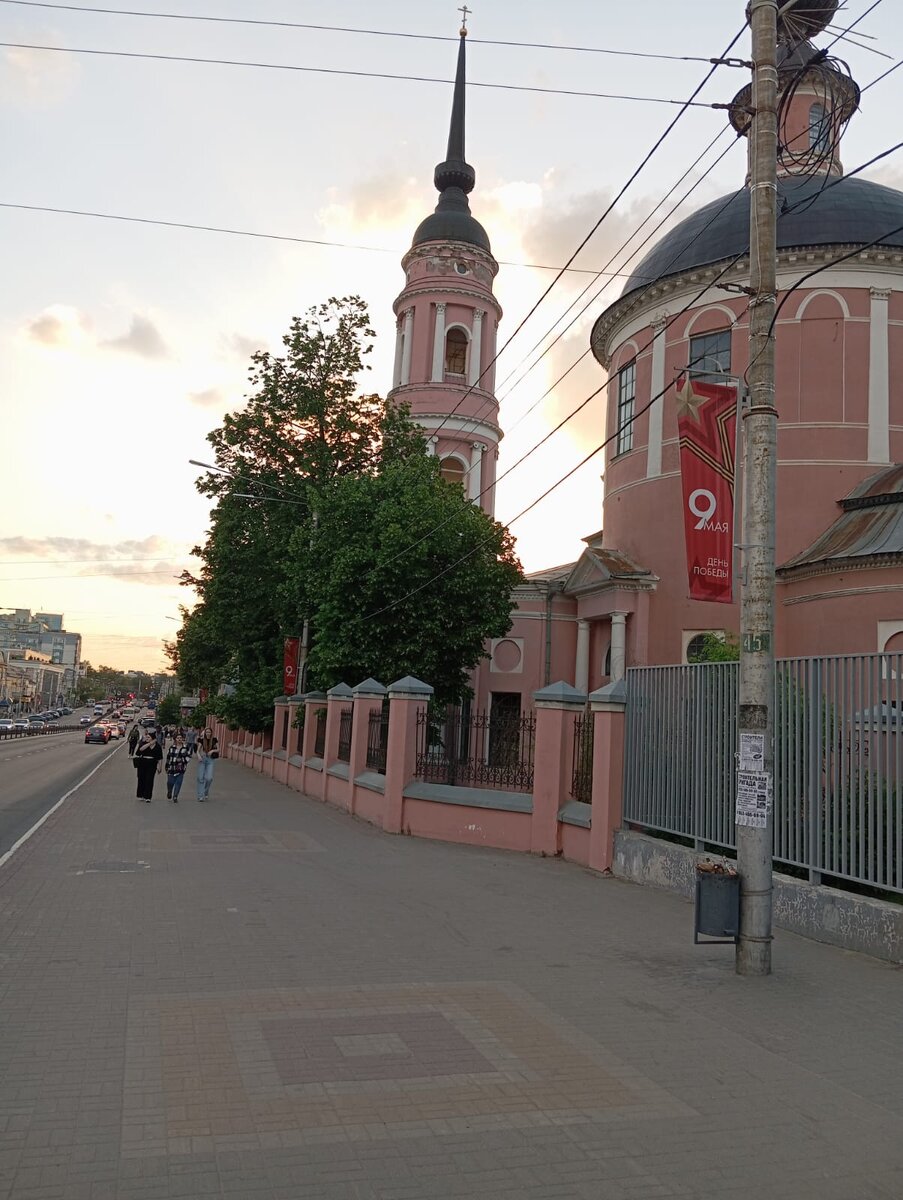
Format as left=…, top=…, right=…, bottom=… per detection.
left=495, top=132, right=741, bottom=425
left=0, top=1, right=725, bottom=63
left=361, top=250, right=754, bottom=620
left=0, top=42, right=725, bottom=108
left=0, top=202, right=641, bottom=280
left=362, top=136, right=903, bottom=619
left=424, top=21, right=749, bottom=445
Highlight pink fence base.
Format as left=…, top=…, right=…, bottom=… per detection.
left=212, top=678, right=625, bottom=874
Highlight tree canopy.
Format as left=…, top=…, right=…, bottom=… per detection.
left=170, top=294, right=522, bottom=729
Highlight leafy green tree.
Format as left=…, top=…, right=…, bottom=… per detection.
left=175, top=296, right=423, bottom=731
left=688, top=632, right=740, bottom=663
left=154, top=694, right=182, bottom=727
left=287, top=454, right=523, bottom=704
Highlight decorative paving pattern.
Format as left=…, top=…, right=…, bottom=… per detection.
left=138, top=829, right=325, bottom=852
left=121, top=982, right=692, bottom=1158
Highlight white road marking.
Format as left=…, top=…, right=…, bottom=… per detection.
left=0, top=740, right=125, bottom=873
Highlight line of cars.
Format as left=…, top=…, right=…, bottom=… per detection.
left=84, top=708, right=132, bottom=745
left=0, top=706, right=75, bottom=735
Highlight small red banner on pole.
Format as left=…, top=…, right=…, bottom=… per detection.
left=676, top=374, right=739, bottom=604
left=283, top=637, right=301, bottom=696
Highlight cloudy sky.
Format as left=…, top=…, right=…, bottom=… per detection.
left=1, top=0, right=900, bottom=671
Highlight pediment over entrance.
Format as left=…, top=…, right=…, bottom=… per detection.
left=563, top=547, right=656, bottom=597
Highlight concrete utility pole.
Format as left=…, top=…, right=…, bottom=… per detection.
left=736, top=0, right=779, bottom=977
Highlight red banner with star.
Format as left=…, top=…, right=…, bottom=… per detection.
left=676, top=374, right=739, bottom=604
left=283, top=637, right=300, bottom=696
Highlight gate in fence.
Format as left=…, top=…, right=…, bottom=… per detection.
left=624, top=653, right=903, bottom=894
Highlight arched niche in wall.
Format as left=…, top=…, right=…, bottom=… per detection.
left=795, top=289, right=847, bottom=425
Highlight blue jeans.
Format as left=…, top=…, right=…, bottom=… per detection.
left=196, top=757, right=215, bottom=799
left=167, top=772, right=184, bottom=799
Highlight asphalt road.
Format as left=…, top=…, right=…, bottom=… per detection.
left=0, top=729, right=124, bottom=857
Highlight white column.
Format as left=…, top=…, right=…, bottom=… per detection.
left=392, top=317, right=404, bottom=388
left=609, top=612, right=627, bottom=682
left=868, top=287, right=891, bottom=463
left=425, top=435, right=438, bottom=457
left=400, top=307, right=414, bottom=386
left=647, top=316, right=667, bottom=478
left=574, top=619, right=590, bottom=693
left=431, top=302, right=447, bottom=382
left=469, top=309, right=484, bottom=387
left=468, top=442, right=485, bottom=501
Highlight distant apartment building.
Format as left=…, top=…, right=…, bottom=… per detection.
left=0, top=609, right=82, bottom=697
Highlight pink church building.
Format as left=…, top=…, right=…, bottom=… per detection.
left=390, top=30, right=903, bottom=717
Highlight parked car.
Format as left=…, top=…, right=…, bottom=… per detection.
left=0, top=719, right=14, bottom=732
left=79, top=716, right=91, bottom=726
left=13, top=718, right=29, bottom=731
left=85, top=725, right=110, bottom=744
left=43, top=718, right=59, bottom=729
left=27, top=719, right=45, bottom=731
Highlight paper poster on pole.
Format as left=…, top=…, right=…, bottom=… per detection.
left=736, top=770, right=771, bottom=829
left=739, top=732, right=765, bottom=773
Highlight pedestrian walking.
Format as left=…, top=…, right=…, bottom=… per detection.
left=133, top=729, right=163, bottom=802
left=127, top=724, right=140, bottom=756
left=185, top=726, right=197, bottom=756
left=164, top=734, right=190, bottom=802
left=195, top=727, right=219, bottom=802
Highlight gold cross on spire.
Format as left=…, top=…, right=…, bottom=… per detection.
left=459, top=5, right=471, bottom=35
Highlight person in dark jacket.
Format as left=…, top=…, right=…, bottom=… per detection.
left=133, top=730, right=163, bottom=802
left=164, top=734, right=190, bottom=802
left=127, top=724, right=140, bottom=756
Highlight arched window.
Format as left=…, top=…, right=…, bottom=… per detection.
left=808, top=102, right=829, bottom=154
left=444, top=327, right=468, bottom=375
left=439, top=456, right=466, bottom=485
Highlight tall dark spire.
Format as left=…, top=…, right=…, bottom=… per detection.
left=410, top=16, right=491, bottom=253
left=434, top=30, right=475, bottom=196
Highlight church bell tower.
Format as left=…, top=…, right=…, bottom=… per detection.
left=389, top=15, right=502, bottom=516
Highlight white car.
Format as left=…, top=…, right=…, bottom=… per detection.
left=0, top=719, right=15, bottom=732
left=105, top=724, right=121, bottom=740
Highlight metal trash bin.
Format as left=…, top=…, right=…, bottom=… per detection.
left=694, top=867, right=740, bottom=945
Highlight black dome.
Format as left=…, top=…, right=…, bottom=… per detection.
left=411, top=186, right=492, bottom=253
left=622, top=174, right=903, bottom=297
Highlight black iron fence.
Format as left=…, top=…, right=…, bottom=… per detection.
left=366, top=705, right=389, bottom=774
left=414, top=705, right=536, bottom=792
left=337, top=706, right=353, bottom=763
left=571, top=712, right=593, bottom=803
left=313, top=708, right=327, bottom=758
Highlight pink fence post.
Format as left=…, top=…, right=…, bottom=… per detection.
left=349, top=679, right=387, bottom=815
left=323, top=683, right=352, bottom=806
left=383, top=676, right=433, bottom=834
left=269, top=696, right=289, bottom=778
left=531, top=682, right=587, bottom=856
left=588, top=679, right=627, bottom=873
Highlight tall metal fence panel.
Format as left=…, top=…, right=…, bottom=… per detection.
left=624, top=653, right=903, bottom=894
left=313, top=708, right=326, bottom=759
left=366, top=705, right=389, bottom=774
left=415, top=705, right=536, bottom=792
left=571, top=713, right=593, bottom=803
left=337, top=706, right=353, bottom=763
